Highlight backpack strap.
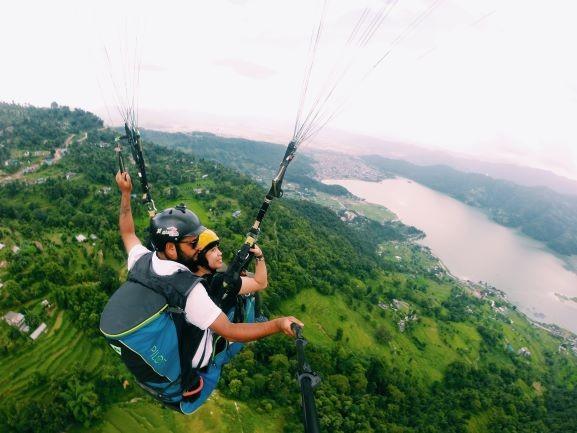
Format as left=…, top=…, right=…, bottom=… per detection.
left=128, top=253, right=204, bottom=308
left=170, top=310, right=205, bottom=400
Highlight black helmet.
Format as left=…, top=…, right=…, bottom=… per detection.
left=149, top=203, right=206, bottom=251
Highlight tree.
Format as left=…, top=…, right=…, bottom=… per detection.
left=375, top=325, right=392, bottom=344
left=61, top=379, right=102, bottom=426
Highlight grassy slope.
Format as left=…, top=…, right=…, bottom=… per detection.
left=279, top=289, right=475, bottom=383
left=77, top=395, right=286, bottom=433
left=279, top=286, right=577, bottom=387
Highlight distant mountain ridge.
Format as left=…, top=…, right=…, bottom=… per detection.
left=127, top=108, right=577, bottom=195
left=433, top=157, right=577, bottom=197
left=311, top=129, right=577, bottom=196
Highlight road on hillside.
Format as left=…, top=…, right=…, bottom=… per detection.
left=0, top=132, right=82, bottom=185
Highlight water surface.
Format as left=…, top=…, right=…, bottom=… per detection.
left=326, top=178, right=577, bottom=333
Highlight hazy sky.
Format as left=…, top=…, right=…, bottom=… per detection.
left=1, top=0, right=576, bottom=180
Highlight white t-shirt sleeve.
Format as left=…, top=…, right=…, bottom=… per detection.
left=127, top=244, right=150, bottom=271
left=184, top=282, right=222, bottom=330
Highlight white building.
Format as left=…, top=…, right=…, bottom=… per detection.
left=3, top=311, right=30, bottom=333
left=340, top=210, right=357, bottom=222
left=30, top=323, right=47, bottom=340
left=518, top=347, right=532, bottom=357
left=4, top=311, right=24, bottom=327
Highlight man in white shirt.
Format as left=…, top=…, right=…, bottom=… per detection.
left=116, top=170, right=303, bottom=372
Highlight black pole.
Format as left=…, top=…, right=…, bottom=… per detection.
left=291, top=324, right=321, bottom=433
left=118, top=123, right=157, bottom=217
left=223, top=141, right=298, bottom=290
left=115, top=137, right=126, bottom=174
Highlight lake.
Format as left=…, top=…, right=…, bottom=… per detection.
left=325, top=177, right=577, bottom=334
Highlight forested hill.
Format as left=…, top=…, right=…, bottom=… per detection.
left=363, top=155, right=577, bottom=256
left=1, top=103, right=577, bottom=433
left=0, top=102, right=102, bottom=171
left=141, top=129, right=351, bottom=197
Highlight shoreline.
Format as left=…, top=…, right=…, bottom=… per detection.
left=416, top=243, right=576, bottom=339
left=325, top=177, right=577, bottom=340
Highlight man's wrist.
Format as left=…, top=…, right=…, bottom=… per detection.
left=255, top=255, right=264, bottom=261
left=273, top=317, right=283, bottom=333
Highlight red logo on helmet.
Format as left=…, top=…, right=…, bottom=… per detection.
left=161, top=226, right=180, bottom=237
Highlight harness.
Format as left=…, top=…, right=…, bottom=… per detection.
left=100, top=252, right=205, bottom=407
left=100, top=252, right=255, bottom=414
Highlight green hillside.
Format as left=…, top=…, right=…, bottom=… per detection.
left=1, top=103, right=577, bottom=433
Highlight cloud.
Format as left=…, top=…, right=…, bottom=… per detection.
left=213, top=58, right=276, bottom=80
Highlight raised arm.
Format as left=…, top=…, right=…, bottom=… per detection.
left=239, top=244, right=268, bottom=295
left=116, top=171, right=141, bottom=254
left=209, top=312, right=302, bottom=343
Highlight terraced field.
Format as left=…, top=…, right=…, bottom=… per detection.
left=1, top=305, right=288, bottom=433
left=0, top=310, right=105, bottom=401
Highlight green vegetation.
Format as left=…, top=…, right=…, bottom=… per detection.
left=75, top=394, right=286, bottom=433
left=310, top=190, right=397, bottom=223
left=1, top=103, right=577, bottom=433
left=362, top=156, right=577, bottom=256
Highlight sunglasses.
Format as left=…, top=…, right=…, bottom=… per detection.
left=179, top=239, right=198, bottom=248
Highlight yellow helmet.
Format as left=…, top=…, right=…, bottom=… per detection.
left=196, top=229, right=220, bottom=252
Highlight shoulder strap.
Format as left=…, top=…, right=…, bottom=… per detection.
left=128, top=252, right=204, bottom=309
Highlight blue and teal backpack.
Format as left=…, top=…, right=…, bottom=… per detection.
left=99, top=252, right=254, bottom=414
